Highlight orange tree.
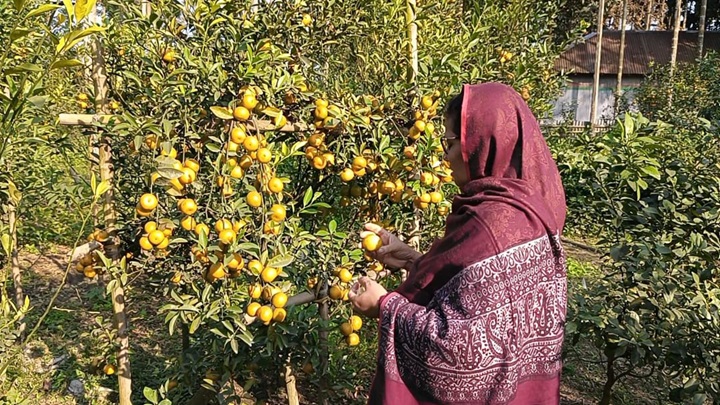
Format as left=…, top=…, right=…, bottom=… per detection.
left=89, top=0, right=581, bottom=401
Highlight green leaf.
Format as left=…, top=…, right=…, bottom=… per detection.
left=7, top=181, right=21, bottom=204
left=640, top=165, right=661, bottom=180
left=62, top=0, right=74, bottom=21
left=143, top=387, right=158, bottom=404
left=210, top=106, right=234, bottom=120
left=14, top=0, right=27, bottom=11
left=189, top=316, right=202, bottom=334
left=50, top=59, right=84, bottom=70
left=74, top=0, right=97, bottom=22
left=9, top=29, right=31, bottom=43
left=26, top=4, right=61, bottom=18
left=95, top=180, right=110, bottom=198
left=6, top=63, right=43, bottom=74
left=267, top=254, right=293, bottom=269
left=303, top=187, right=313, bottom=207
left=1, top=234, right=11, bottom=256
left=90, top=173, right=97, bottom=195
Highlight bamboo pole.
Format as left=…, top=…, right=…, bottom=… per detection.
left=8, top=204, right=25, bottom=339
left=669, top=0, right=682, bottom=77
left=615, top=0, right=628, bottom=114
left=645, top=0, right=654, bottom=30
left=590, top=0, right=606, bottom=129
left=697, top=0, right=707, bottom=58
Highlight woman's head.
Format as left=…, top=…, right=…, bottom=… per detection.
left=443, top=90, right=467, bottom=188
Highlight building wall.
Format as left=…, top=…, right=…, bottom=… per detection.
left=551, top=76, right=644, bottom=122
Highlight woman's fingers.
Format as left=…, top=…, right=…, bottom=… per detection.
left=364, top=223, right=383, bottom=233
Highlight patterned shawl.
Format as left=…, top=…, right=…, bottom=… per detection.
left=369, top=83, right=568, bottom=404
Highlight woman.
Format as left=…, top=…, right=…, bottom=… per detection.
left=349, top=82, right=567, bottom=405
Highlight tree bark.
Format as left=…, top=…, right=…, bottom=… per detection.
left=697, top=0, right=707, bottom=59
left=318, top=281, right=329, bottom=405
left=645, top=0, right=654, bottom=30
left=590, top=0, right=606, bottom=128
left=599, top=355, right=617, bottom=405
left=669, top=0, right=682, bottom=80
left=407, top=0, right=418, bottom=83
left=615, top=0, right=628, bottom=114
left=8, top=204, right=25, bottom=339
left=285, top=363, right=299, bottom=405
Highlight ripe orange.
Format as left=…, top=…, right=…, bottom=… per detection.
left=340, top=168, right=354, bottom=182
left=233, top=219, right=246, bottom=232
left=247, top=302, right=261, bottom=317
left=248, top=260, right=263, bottom=275
left=315, top=98, right=329, bottom=108
left=184, top=159, right=200, bottom=172
left=352, top=156, right=368, bottom=170
left=340, top=322, right=353, bottom=336
left=421, top=172, right=434, bottom=186
left=84, top=266, right=97, bottom=278
left=308, top=133, right=324, bottom=147
left=346, top=333, right=360, bottom=346
left=156, top=237, right=170, bottom=250
left=261, top=266, right=278, bottom=283
left=256, top=148, right=272, bottom=163
left=247, top=191, right=262, bottom=207
left=271, top=292, right=288, bottom=308
left=215, top=219, right=232, bottom=233
left=208, top=262, right=226, bottom=280
left=426, top=122, right=435, bottom=135
left=171, top=272, right=182, bottom=284
left=242, top=93, right=258, bottom=110
left=329, top=285, right=343, bottom=300
left=226, top=141, right=240, bottom=153
left=162, top=49, right=176, bottom=63
left=144, top=221, right=158, bottom=234
left=227, top=253, right=244, bottom=270
left=314, top=106, right=328, bottom=120
left=139, top=236, right=153, bottom=251
left=338, top=268, right=353, bottom=283
left=233, top=106, right=250, bottom=121
left=257, top=305, right=273, bottom=323
left=312, top=155, right=327, bottom=170
left=162, top=227, right=173, bottom=237
left=179, top=199, right=198, bottom=215
left=243, top=136, right=259, bottom=151
left=148, top=230, right=165, bottom=246
left=420, top=193, right=432, bottom=203
left=403, top=146, right=415, bottom=158
left=302, top=13, right=313, bottom=26
left=103, top=364, right=116, bottom=375
left=231, top=126, right=247, bottom=143
left=249, top=284, right=262, bottom=299
left=268, top=177, right=283, bottom=193
left=420, top=95, right=433, bottom=109
left=139, top=193, right=158, bottom=211
left=270, top=204, right=286, bottom=222
left=230, top=165, right=244, bottom=179
left=194, top=223, right=210, bottom=238
left=350, top=315, right=362, bottom=331
left=414, top=120, right=426, bottom=133
left=272, top=308, right=287, bottom=322
left=239, top=154, right=254, bottom=169
left=437, top=205, right=449, bottom=215
left=362, top=234, right=382, bottom=252
left=430, top=191, right=443, bottom=203
left=178, top=167, right=196, bottom=185
left=218, top=229, right=237, bottom=244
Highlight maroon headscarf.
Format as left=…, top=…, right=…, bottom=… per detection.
left=396, top=82, right=566, bottom=305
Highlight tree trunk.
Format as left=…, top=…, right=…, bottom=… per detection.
left=697, top=0, right=707, bottom=59
left=317, top=281, right=330, bottom=405
left=590, top=0, right=606, bottom=128
left=285, top=363, right=299, bottom=405
left=8, top=204, right=25, bottom=339
left=615, top=0, right=628, bottom=114
left=599, top=355, right=617, bottom=405
left=407, top=0, right=418, bottom=83
left=681, top=1, right=688, bottom=30
left=92, top=3, right=132, bottom=403
left=645, top=0, right=654, bottom=30
left=669, top=0, right=682, bottom=80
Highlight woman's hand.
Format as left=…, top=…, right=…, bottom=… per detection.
left=360, top=223, right=421, bottom=270
left=348, top=277, right=388, bottom=318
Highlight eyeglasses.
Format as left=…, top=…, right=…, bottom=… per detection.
left=441, top=137, right=458, bottom=155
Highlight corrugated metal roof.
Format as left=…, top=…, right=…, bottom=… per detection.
left=554, top=30, right=720, bottom=75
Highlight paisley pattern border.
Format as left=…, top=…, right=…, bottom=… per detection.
left=378, top=235, right=566, bottom=404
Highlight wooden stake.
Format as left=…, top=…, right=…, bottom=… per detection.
left=8, top=204, right=25, bottom=339
left=615, top=0, right=628, bottom=114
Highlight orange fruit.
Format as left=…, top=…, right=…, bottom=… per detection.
left=231, top=126, right=247, bottom=144
left=243, top=136, right=259, bottom=151
left=328, top=285, right=343, bottom=300
left=162, top=49, right=176, bottom=63
left=270, top=204, right=286, bottom=222
left=403, top=146, right=415, bottom=158
left=178, top=167, right=196, bottom=185
left=414, top=120, right=426, bottom=133
left=438, top=205, right=449, bottom=215
left=227, top=253, right=244, bottom=270
left=302, top=13, right=312, bottom=26
left=262, top=286, right=280, bottom=301
left=230, top=165, right=244, bottom=179
left=350, top=315, right=362, bottom=331
left=420, top=172, right=434, bottom=185
left=84, top=266, right=96, bottom=278
left=247, top=191, right=262, bottom=207
left=219, top=229, right=237, bottom=244
left=157, top=237, right=170, bottom=250
left=257, top=306, right=273, bottom=323
left=340, top=322, right=353, bottom=336
left=268, top=177, right=283, bottom=193
left=271, top=292, right=288, bottom=308
left=312, top=155, right=327, bottom=170
left=256, top=148, right=272, bottom=163
left=430, top=191, right=443, bottom=203
left=315, top=99, right=329, bottom=108
left=362, top=234, right=382, bottom=252
left=272, top=308, right=287, bottom=322
left=246, top=302, right=261, bottom=317
left=233, top=219, right=246, bottom=232
left=340, top=168, right=354, bottom=182
left=249, top=284, right=262, bottom=299
left=242, top=93, right=258, bottom=110
left=233, top=106, right=250, bottom=121
left=420, top=95, right=433, bottom=109
left=171, top=272, right=182, bottom=284
left=215, top=219, right=232, bottom=233
left=314, top=106, right=328, bottom=120
left=139, top=193, right=158, bottom=211
left=261, top=266, right=278, bottom=283
left=184, top=159, right=200, bottom=172
left=194, top=223, right=210, bottom=238
left=420, top=193, right=432, bottom=203
left=144, top=221, right=158, bottom=234
left=352, top=156, right=367, bottom=170
left=346, top=333, right=360, bottom=346
left=179, top=199, right=198, bottom=215
left=308, top=133, right=324, bottom=147
left=248, top=260, right=263, bottom=275
left=208, top=262, right=226, bottom=280
left=238, top=154, right=253, bottom=169
left=226, top=140, right=240, bottom=153
left=139, top=236, right=153, bottom=251
left=162, top=227, right=173, bottom=237
left=426, top=122, right=435, bottom=135
left=103, top=364, right=116, bottom=375
left=338, top=268, right=353, bottom=283
left=148, top=230, right=165, bottom=246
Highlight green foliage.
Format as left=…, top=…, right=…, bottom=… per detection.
left=558, top=113, right=720, bottom=403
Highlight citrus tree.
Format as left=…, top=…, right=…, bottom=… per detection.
left=71, top=0, right=582, bottom=402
